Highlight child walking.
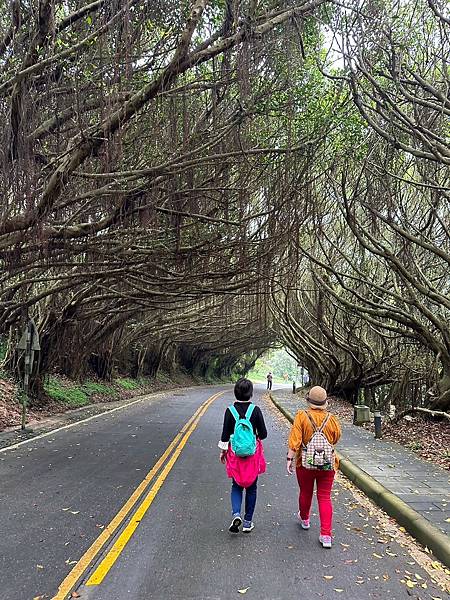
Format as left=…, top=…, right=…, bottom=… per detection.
left=219, top=378, right=267, bottom=533
left=286, top=386, right=341, bottom=548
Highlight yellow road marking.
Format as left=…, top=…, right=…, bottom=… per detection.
left=86, top=392, right=219, bottom=586
left=52, top=391, right=223, bottom=599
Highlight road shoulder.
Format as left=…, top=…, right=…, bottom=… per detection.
left=0, top=386, right=208, bottom=452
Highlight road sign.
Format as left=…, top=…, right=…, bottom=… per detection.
left=17, top=318, right=40, bottom=351
left=16, top=319, right=40, bottom=431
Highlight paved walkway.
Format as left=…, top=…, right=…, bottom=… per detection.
left=271, top=389, right=450, bottom=537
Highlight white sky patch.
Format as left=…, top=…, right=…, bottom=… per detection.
left=322, top=26, right=346, bottom=71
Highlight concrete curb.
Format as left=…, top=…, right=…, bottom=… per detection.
left=269, top=392, right=450, bottom=568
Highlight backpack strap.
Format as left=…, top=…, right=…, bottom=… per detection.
left=244, top=403, right=255, bottom=420
left=318, top=413, right=331, bottom=433
left=304, top=411, right=331, bottom=434
left=304, top=411, right=318, bottom=432
left=228, top=405, right=240, bottom=422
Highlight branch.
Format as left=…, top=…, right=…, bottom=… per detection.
left=394, top=406, right=450, bottom=422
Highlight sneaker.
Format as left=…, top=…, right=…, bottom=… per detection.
left=229, top=514, right=242, bottom=533
left=300, top=519, right=310, bottom=530
left=298, top=511, right=310, bottom=529
left=319, top=535, right=332, bottom=548
left=242, top=520, right=255, bottom=533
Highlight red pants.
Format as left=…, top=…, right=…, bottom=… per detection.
left=296, top=466, right=335, bottom=536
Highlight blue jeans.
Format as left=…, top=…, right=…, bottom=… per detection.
left=231, top=478, right=258, bottom=521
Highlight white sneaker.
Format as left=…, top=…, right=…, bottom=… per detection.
left=319, top=535, right=332, bottom=548
left=298, top=511, right=310, bottom=529
left=242, top=521, right=254, bottom=533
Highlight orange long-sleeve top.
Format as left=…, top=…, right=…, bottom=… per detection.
left=288, top=409, right=342, bottom=470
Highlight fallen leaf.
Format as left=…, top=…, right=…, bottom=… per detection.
left=405, top=580, right=416, bottom=588
left=372, top=553, right=383, bottom=559
left=414, top=573, right=423, bottom=580
left=323, top=575, right=334, bottom=580
left=70, top=511, right=80, bottom=515
left=334, top=589, right=344, bottom=593
left=238, top=588, right=249, bottom=594
left=36, top=564, right=44, bottom=569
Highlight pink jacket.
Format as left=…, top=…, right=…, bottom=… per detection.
left=225, top=439, right=266, bottom=487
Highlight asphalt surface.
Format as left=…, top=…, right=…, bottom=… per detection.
left=0, top=384, right=447, bottom=600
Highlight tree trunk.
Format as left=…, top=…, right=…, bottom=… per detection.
left=430, top=364, right=450, bottom=411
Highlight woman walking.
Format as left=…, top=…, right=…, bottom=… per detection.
left=286, top=386, right=341, bottom=548
left=219, top=378, right=267, bottom=533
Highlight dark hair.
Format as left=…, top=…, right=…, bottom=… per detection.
left=234, top=378, right=253, bottom=401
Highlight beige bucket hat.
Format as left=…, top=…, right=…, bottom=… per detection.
left=306, top=386, right=328, bottom=409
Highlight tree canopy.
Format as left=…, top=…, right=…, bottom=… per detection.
left=0, top=0, right=448, bottom=410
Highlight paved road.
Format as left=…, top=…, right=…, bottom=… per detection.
left=0, top=385, right=447, bottom=600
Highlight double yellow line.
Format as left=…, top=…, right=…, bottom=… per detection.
left=53, top=391, right=223, bottom=599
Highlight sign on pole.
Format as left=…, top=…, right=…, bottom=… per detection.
left=17, top=319, right=40, bottom=431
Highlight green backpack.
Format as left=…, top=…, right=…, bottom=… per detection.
left=229, top=404, right=257, bottom=457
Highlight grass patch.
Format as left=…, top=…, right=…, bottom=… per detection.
left=82, top=381, right=116, bottom=396
left=115, top=377, right=140, bottom=390
left=44, top=378, right=89, bottom=408
left=44, top=377, right=117, bottom=408
left=246, top=367, right=269, bottom=383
